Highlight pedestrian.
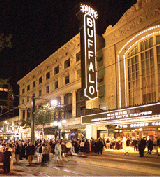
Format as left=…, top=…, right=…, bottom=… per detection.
left=147, top=138, right=153, bottom=154
left=3, top=147, right=12, bottom=174
left=8, top=144, right=15, bottom=170
left=15, top=142, right=20, bottom=164
left=61, top=140, right=66, bottom=157
left=97, top=138, right=104, bottom=154
left=42, top=143, right=47, bottom=163
left=55, top=139, right=62, bottom=163
left=25, top=142, right=35, bottom=165
left=37, top=143, right=42, bottom=164
left=84, top=139, right=90, bottom=153
left=138, top=137, right=146, bottom=157
left=46, top=143, right=51, bottom=162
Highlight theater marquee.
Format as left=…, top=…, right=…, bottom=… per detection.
left=77, top=4, right=98, bottom=100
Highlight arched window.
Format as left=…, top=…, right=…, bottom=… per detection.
left=126, top=34, right=160, bottom=106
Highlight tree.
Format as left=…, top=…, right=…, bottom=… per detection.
left=0, top=78, right=8, bottom=88
left=21, top=102, right=55, bottom=140
left=0, top=33, right=12, bottom=52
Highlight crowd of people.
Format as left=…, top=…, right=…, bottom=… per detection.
left=0, top=136, right=160, bottom=173
left=0, top=138, right=105, bottom=174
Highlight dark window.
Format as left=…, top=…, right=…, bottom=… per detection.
left=46, top=86, right=49, bottom=93
left=76, top=51, right=81, bottom=62
left=65, top=75, right=69, bottom=84
left=64, top=58, right=70, bottom=69
left=27, top=108, right=31, bottom=118
left=33, top=93, right=35, bottom=97
left=27, top=85, right=30, bottom=91
left=27, top=96, right=29, bottom=102
left=39, top=90, right=42, bottom=96
left=22, top=88, right=25, bottom=94
left=46, top=72, right=50, bottom=80
left=64, top=93, right=72, bottom=119
left=55, top=81, right=58, bottom=89
left=22, top=110, right=25, bottom=119
left=54, top=65, right=59, bottom=75
left=39, top=76, right=42, bottom=84
left=33, top=81, right=35, bottom=88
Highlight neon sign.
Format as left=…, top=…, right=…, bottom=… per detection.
left=78, top=4, right=98, bottom=100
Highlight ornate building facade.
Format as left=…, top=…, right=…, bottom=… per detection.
left=18, top=0, right=160, bottom=141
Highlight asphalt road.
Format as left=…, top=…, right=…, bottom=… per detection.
left=4, top=152, right=160, bottom=176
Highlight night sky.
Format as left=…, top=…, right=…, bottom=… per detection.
left=0, top=0, right=137, bottom=95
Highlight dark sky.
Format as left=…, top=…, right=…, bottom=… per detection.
left=0, top=0, right=137, bottom=95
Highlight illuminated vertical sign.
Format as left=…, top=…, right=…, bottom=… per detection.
left=77, top=4, right=98, bottom=100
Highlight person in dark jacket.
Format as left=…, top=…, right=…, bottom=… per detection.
left=147, top=138, right=153, bottom=154
left=15, top=142, right=20, bottom=164
left=25, top=142, right=35, bottom=165
left=84, top=139, right=90, bottom=153
left=3, top=148, right=12, bottom=173
left=97, top=139, right=104, bottom=154
left=138, top=137, right=146, bottom=157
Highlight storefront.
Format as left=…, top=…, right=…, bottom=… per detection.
left=81, top=102, right=160, bottom=142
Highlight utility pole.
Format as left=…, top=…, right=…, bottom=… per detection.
left=31, top=95, right=35, bottom=145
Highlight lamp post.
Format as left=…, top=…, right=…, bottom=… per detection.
left=31, top=95, right=35, bottom=145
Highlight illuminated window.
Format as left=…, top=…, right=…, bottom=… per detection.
left=65, top=75, right=69, bottom=84
left=126, top=35, right=159, bottom=106
left=55, top=81, right=58, bottom=89
left=39, top=76, right=42, bottom=84
left=64, top=59, right=70, bottom=69
left=54, top=65, right=59, bottom=75
left=46, top=72, right=50, bottom=80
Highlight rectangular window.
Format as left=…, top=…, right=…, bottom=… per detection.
left=22, top=88, right=25, bottom=94
left=64, top=58, right=70, bottom=69
left=33, top=93, right=35, bottom=97
left=33, top=81, right=35, bottom=88
left=76, top=51, right=81, bottom=62
left=27, top=96, right=29, bottom=102
left=22, top=110, right=25, bottom=119
left=46, top=72, right=50, bottom=80
left=46, top=86, right=49, bottom=93
left=55, top=81, right=58, bottom=89
left=65, top=75, right=69, bottom=84
left=39, top=90, right=42, bottom=96
left=54, top=65, right=59, bottom=75
left=39, top=76, right=42, bottom=84
left=27, top=85, right=30, bottom=91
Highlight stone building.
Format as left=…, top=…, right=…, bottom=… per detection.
left=17, top=33, right=104, bottom=140
left=18, top=0, right=160, bottom=141
left=82, top=0, right=160, bottom=140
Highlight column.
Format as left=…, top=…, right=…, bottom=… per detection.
left=86, top=124, right=97, bottom=139
left=72, top=90, right=76, bottom=118
left=61, top=95, right=64, bottom=105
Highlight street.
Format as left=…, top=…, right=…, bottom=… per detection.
left=1, top=150, right=160, bottom=176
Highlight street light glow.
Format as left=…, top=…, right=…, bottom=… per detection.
left=51, top=99, right=58, bottom=106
